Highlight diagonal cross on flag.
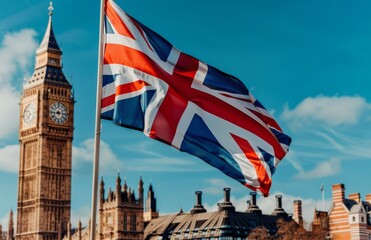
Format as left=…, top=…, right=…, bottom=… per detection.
left=101, top=0, right=291, bottom=196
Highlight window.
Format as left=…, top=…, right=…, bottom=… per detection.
left=123, top=213, right=127, bottom=231
left=353, top=216, right=356, bottom=222
left=132, top=214, right=137, bottom=231
left=107, top=216, right=113, bottom=225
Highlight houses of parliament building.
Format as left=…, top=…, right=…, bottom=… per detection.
left=1, top=2, right=371, bottom=240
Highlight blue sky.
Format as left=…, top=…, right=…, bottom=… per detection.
left=1, top=0, right=371, bottom=229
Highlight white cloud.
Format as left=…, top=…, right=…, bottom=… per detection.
left=0, top=29, right=37, bottom=140
left=72, top=138, right=124, bottom=175
left=295, top=158, right=341, bottom=180
left=0, top=145, right=20, bottom=173
left=282, top=95, right=370, bottom=127
left=202, top=178, right=231, bottom=195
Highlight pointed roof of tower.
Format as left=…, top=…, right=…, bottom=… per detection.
left=25, top=1, right=71, bottom=89
left=36, top=2, right=61, bottom=54
left=139, top=175, right=143, bottom=186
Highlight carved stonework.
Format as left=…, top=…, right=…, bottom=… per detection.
left=16, top=3, right=74, bottom=240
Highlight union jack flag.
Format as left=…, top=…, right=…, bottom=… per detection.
left=101, top=0, right=291, bottom=196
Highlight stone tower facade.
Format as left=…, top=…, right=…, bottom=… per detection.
left=16, top=2, right=74, bottom=240
left=98, top=175, right=145, bottom=240
left=143, top=182, right=158, bottom=223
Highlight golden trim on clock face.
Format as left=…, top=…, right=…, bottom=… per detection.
left=23, top=103, right=36, bottom=125
left=50, top=102, right=68, bottom=124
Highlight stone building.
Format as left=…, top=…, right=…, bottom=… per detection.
left=0, top=210, right=15, bottom=240
left=98, top=175, right=145, bottom=240
left=65, top=176, right=158, bottom=240
left=328, top=183, right=371, bottom=240
left=144, top=188, right=294, bottom=239
left=16, top=2, right=74, bottom=239
left=312, top=209, right=329, bottom=234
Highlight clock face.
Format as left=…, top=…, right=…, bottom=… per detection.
left=23, top=103, right=36, bottom=125
left=50, top=102, right=68, bottom=124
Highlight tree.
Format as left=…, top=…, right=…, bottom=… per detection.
left=247, top=226, right=273, bottom=240
left=248, top=219, right=328, bottom=240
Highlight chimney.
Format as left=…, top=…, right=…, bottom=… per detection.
left=218, top=188, right=235, bottom=212
left=293, top=200, right=303, bottom=226
left=246, top=192, right=262, bottom=215
left=366, top=194, right=371, bottom=204
left=271, top=195, right=288, bottom=218
left=332, top=184, right=345, bottom=203
left=224, top=188, right=231, bottom=202
left=190, top=191, right=207, bottom=214
left=348, top=193, right=361, bottom=204
left=276, top=195, right=283, bottom=209
left=251, top=192, right=257, bottom=206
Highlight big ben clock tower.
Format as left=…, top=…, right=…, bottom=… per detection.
left=17, top=2, right=74, bottom=239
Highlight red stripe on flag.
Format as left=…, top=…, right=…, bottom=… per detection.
left=101, top=80, right=149, bottom=109
left=104, top=44, right=167, bottom=80
left=116, top=80, right=150, bottom=95
left=102, top=94, right=115, bottom=109
left=232, top=134, right=272, bottom=197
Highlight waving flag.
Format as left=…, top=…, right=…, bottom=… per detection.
left=101, top=0, right=291, bottom=196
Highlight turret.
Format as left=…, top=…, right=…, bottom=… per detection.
left=144, top=182, right=159, bottom=223
left=99, top=177, right=105, bottom=207
left=78, top=219, right=82, bottom=240
left=116, top=172, right=122, bottom=203
left=67, top=221, right=71, bottom=240
left=7, top=210, right=14, bottom=240
left=138, top=175, right=144, bottom=204
left=146, top=182, right=157, bottom=213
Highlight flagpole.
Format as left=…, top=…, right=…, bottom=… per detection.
left=90, top=0, right=105, bottom=239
